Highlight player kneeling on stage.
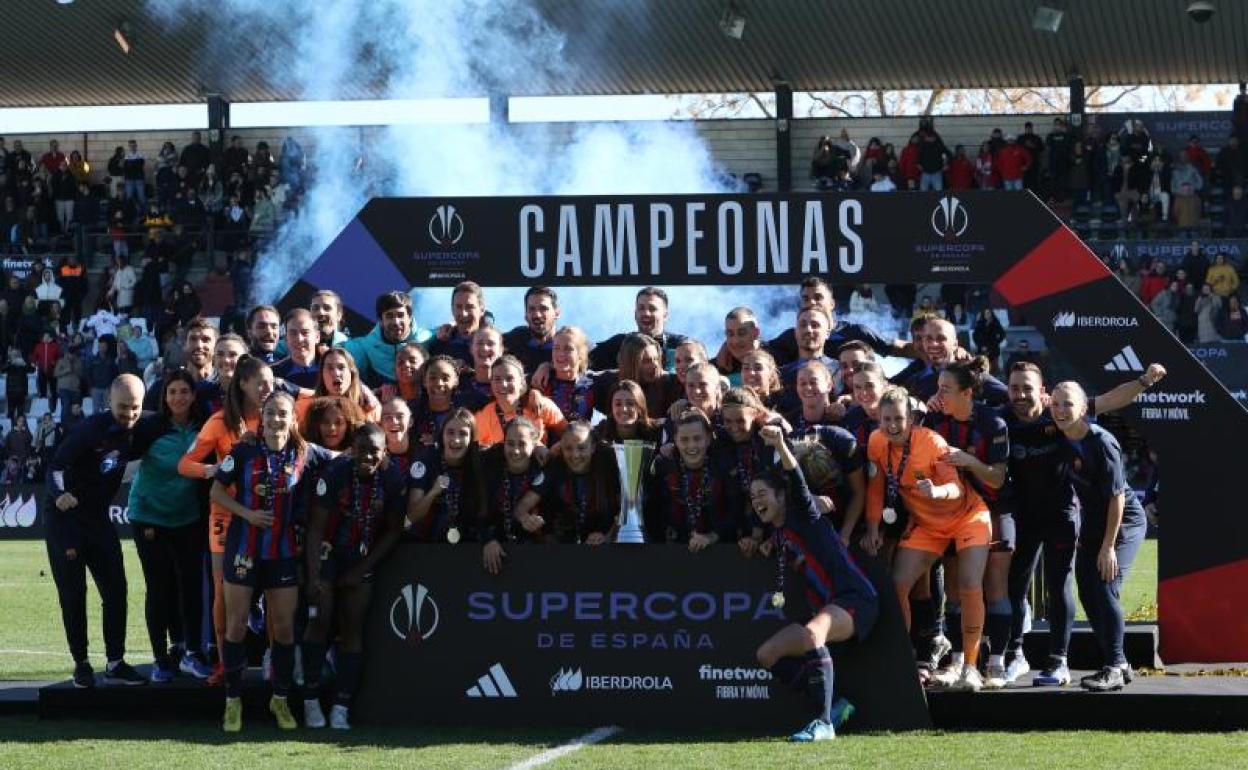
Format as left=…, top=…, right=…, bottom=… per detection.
left=750, top=424, right=879, bottom=743
left=302, top=424, right=406, bottom=729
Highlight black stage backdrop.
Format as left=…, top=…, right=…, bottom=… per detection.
left=279, top=191, right=1248, bottom=663
left=355, top=544, right=930, bottom=732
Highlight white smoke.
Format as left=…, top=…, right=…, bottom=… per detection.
left=147, top=0, right=906, bottom=350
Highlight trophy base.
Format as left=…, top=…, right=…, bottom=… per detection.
left=615, top=527, right=645, bottom=545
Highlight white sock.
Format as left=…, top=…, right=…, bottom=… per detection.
left=988, top=654, right=1005, bottom=669
left=950, top=651, right=965, bottom=667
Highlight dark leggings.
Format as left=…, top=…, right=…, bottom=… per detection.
left=46, top=512, right=128, bottom=663
left=1008, top=516, right=1077, bottom=659
left=131, top=519, right=205, bottom=663
left=1074, top=524, right=1145, bottom=668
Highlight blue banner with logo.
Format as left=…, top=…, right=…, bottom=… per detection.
left=356, top=544, right=930, bottom=732
left=1190, top=342, right=1248, bottom=404
left=1090, top=239, right=1248, bottom=270
left=1091, top=111, right=1233, bottom=154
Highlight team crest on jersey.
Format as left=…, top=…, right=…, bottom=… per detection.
left=316, top=478, right=328, bottom=496
left=220, top=455, right=235, bottom=473
left=1011, top=444, right=1027, bottom=460
left=99, top=450, right=122, bottom=475
left=411, top=461, right=427, bottom=480
left=533, top=471, right=545, bottom=486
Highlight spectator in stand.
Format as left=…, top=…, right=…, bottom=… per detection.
left=128, top=322, right=158, bottom=373
left=947, top=146, right=974, bottom=190
left=229, top=250, right=252, bottom=307
left=108, top=210, right=128, bottom=262
left=180, top=131, right=211, bottom=182
left=998, top=135, right=1031, bottom=191
left=974, top=142, right=998, bottom=189
left=1173, top=181, right=1202, bottom=236
left=1206, top=253, right=1240, bottom=298
left=104, top=145, right=124, bottom=183
left=109, top=254, right=138, bottom=316
left=1224, top=184, right=1248, bottom=236
left=250, top=187, right=277, bottom=236
left=35, top=268, right=62, bottom=318
left=972, top=309, right=1006, bottom=373
left=32, top=330, right=60, bottom=413
left=197, top=266, right=233, bottom=318
left=15, top=297, right=44, bottom=357
left=116, top=339, right=142, bottom=377
left=1180, top=241, right=1211, bottom=289
left=35, top=412, right=61, bottom=469
left=56, top=255, right=87, bottom=332
left=1122, top=121, right=1152, bottom=164
left=142, top=201, right=172, bottom=243
left=40, top=140, right=66, bottom=175
left=1068, top=142, right=1091, bottom=202
left=1138, top=259, right=1169, bottom=305
left=1046, top=118, right=1073, bottom=199
left=898, top=134, right=921, bottom=189
left=279, top=136, right=305, bottom=190
left=1143, top=155, right=1172, bottom=223
left=217, top=193, right=250, bottom=261
left=172, top=281, right=202, bottom=327
left=1018, top=122, right=1045, bottom=191
left=252, top=141, right=275, bottom=182
left=1113, top=156, right=1148, bottom=220
left=1171, top=151, right=1204, bottom=198
left=1113, top=259, right=1141, bottom=296
left=122, top=140, right=146, bottom=208
left=50, top=160, right=77, bottom=235
left=199, top=165, right=224, bottom=216
left=1217, top=295, right=1247, bottom=340
left=1101, top=133, right=1123, bottom=201
left=54, top=343, right=82, bottom=414
left=1195, top=284, right=1223, bottom=344
left=86, top=338, right=119, bottom=412
left=869, top=165, right=896, bottom=192
left=1215, top=135, right=1246, bottom=188
left=917, top=129, right=950, bottom=191
left=222, top=136, right=250, bottom=180
left=1175, top=283, right=1198, bottom=343
left=1004, top=339, right=1043, bottom=374
left=810, top=136, right=841, bottom=187
left=4, top=346, right=33, bottom=420
left=6, top=414, right=32, bottom=464
left=1182, top=135, right=1212, bottom=181
left=1143, top=280, right=1173, bottom=331
left=70, top=183, right=98, bottom=261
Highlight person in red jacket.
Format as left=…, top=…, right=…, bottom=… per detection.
left=998, top=136, right=1032, bottom=191
left=1137, top=260, right=1170, bottom=306
left=898, top=135, right=922, bottom=188
left=946, top=145, right=976, bottom=190
left=1184, top=135, right=1212, bottom=180
left=32, top=331, right=62, bottom=414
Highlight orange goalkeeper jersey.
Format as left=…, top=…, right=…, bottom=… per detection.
left=865, top=426, right=987, bottom=534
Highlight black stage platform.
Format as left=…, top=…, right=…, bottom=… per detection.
left=22, top=664, right=1248, bottom=732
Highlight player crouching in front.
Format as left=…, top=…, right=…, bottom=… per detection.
left=302, top=424, right=406, bottom=730
left=750, top=424, right=879, bottom=742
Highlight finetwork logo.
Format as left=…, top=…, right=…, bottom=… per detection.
left=1136, top=389, right=1207, bottom=422
left=698, top=664, right=773, bottom=700
left=389, top=583, right=440, bottom=643
left=0, top=494, right=36, bottom=527
left=1052, top=311, right=1139, bottom=329
left=428, top=204, right=465, bottom=247
left=1103, top=345, right=1145, bottom=373
left=930, top=196, right=969, bottom=239
left=466, top=663, right=518, bottom=699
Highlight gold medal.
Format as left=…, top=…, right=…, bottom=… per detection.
left=447, top=527, right=461, bottom=544
left=882, top=507, right=898, bottom=524
left=771, top=591, right=786, bottom=609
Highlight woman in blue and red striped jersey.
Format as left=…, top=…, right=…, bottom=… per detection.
left=211, top=389, right=333, bottom=733
left=751, top=424, right=878, bottom=743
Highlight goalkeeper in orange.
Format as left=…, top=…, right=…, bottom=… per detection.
left=862, top=386, right=992, bottom=692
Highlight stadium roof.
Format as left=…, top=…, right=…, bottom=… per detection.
left=4, top=0, right=1246, bottom=108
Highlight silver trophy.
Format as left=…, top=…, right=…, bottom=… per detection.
left=613, top=440, right=651, bottom=544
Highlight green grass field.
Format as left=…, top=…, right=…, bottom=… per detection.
left=0, top=718, right=1243, bottom=769
left=0, top=539, right=1159, bottom=681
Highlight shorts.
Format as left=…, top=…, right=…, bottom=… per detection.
left=318, top=551, right=375, bottom=585
left=822, top=594, right=879, bottom=644
left=990, top=512, right=1016, bottom=553
left=900, top=510, right=992, bottom=556
left=224, top=554, right=299, bottom=589
left=209, top=508, right=231, bottom=555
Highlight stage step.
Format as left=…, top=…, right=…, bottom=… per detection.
left=929, top=673, right=1248, bottom=731
left=1020, top=623, right=1161, bottom=670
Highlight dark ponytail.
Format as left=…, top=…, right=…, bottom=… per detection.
left=941, top=356, right=991, bottom=395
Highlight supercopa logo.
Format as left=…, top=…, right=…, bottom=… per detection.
left=390, top=582, right=440, bottom=643
left=429, top=204, right=465, bottom=247
left=930, top=196, right=969, bottom=239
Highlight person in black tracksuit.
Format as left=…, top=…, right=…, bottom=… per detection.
left=46, top=374, right=161, bottom=688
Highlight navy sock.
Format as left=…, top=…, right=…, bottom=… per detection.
left=804, top=647, right=835, bottom=723
left=769, top=657, right=808, bottom=690
left=301, top=641, right=326, bottom=693
left=335, top=652, right=363, bottom=706
left=271, top=642, right=295, bottom=697
left=986, top=598, right=1013, bottom=656
left=223, top=640, right=246, bottom=699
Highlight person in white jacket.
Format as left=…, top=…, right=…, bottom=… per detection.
left=35, top=268, right=63, bottom=314
left=849, top=285, right=880, bottom=315
left=110, top=258, right=138, bottom=315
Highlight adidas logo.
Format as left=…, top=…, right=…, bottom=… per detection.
left=1103, top=345, right=1144, bottom=373
left=466, top=663, right=518, bottom=699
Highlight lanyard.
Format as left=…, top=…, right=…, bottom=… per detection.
left=884, top=435, right=912, bottom=508
left=680, top=462, right=707, bottom=535
left=349, top=469, right=379, bottom=554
